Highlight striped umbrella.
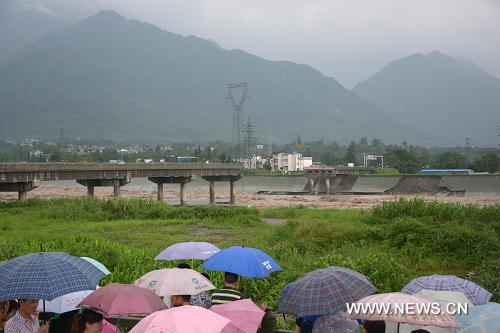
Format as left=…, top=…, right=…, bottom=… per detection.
left=402, top=275, right=492, bottom=305
left=278, top=266, right=377, bottom=317
left=344, top=292, right=461, bottom=332
left=0, top=252, right=106, bottom=301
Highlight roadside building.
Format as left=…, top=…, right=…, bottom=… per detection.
left=272, top=153, right=313, bottom=173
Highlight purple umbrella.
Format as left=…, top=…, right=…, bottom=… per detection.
left=401, top=275, right=492, bottom=305
left=155, top=242, right=220, bottom=261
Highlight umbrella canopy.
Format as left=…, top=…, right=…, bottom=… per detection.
left=278, top=266, right=377, bottom=317
left=202, top=246, right=281, bottom=278
left=0, top=252, right=106, bottom=301
left=385, top=290, right=474, bottom=333
left=155, top=242, right=221, bottom=261
left=134, top=268, right=215, bottom=296
left=129, top=305, right=241, bottom=333
left=454, top=302, right=500, bottom=333
left=345, top=292, right=461, bottom=329
left=210, top=299, right=265, bottom=333
left=81, top=257, right=111, bottom=275
left=78, top=283, right=166, bottom=317
left=37, top=289, right=95, bottom=314
left=312, top=314, right=360, bottom=333
left=402, top=275, right=491, bottom=305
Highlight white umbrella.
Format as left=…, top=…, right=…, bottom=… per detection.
left=38, top=289, right=95, bottom=313
left=134, top=268, right=215, bottom=296
left=387, top=290, right=473, bottom=333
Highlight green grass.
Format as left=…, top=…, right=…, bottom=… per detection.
left=0, top=197, right=498, bottom=311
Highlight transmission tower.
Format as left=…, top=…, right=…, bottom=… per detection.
left=464, top=138, right=471, bottom=149
left=267, top=128, right=273, bottom=157
left=242, top=117, right=257, bottom=158
left=226, top=82, right=249, bottom=159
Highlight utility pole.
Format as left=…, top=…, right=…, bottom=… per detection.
left=226, top=82, right=249, bottom=160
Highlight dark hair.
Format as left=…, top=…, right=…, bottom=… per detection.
left=201, top=272, right=210, bottom=280
left=224, top=272, right=239, bottom=284
left=363, top=320, right=386, bottom=333
left=177, top=263, right=191, bottom=269
left=410, top=331, right=431, bottom=333
left=79, top=309, right=103, bottom=332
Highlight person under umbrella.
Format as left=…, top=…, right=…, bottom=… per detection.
left=212, top=272, right=244, bottom=306
left=5, top=299, right=48, bottom=333
left=69, top=309, right=103, bottom=333
left=176, top=263, right=212, bottom=309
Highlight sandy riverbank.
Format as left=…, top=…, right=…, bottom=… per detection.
left=1, top=186, right=498, bottom=208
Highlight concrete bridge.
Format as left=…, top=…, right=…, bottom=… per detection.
left=304, top=166, right=377, bottom=194
left=0, top=163, right=242, bottom=203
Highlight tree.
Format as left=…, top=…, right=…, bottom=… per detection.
left=386, top=147, right=420, bottom=173
left=359, top=137, right=368, bottom=145
left=344, top=141, right=358, bottom=165
left=472, top=152, right=499, bottom=173
left=434, top=152, right=465, bottom=169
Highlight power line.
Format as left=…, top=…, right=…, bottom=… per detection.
left=226, top=82, right=248, bottom=159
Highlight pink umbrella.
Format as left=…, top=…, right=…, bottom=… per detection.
left=344, top=292, right=461, bottom=332
left=77, top=283, right=166, bottom=317
left=210, top=299, right=265, bottom=333
left=129, top=305, right=242, bottom=333
left=102, top=319, right=118, bottom=333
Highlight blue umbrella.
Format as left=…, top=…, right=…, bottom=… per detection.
left=202, top=246, right=281, bottom=278
left=155, top=242, right=220, bottom=261
left=81, top=257, right=111, bottom=275
left=453, top=302, right=499, bottom=333
left=0, top=252, right=106, bottom=301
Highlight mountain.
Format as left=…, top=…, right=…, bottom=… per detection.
left=353, top=51, right=500, bottom=146
left=0, top=4, right=69, bottom=64
left=0, top=11, right=424, bottom=144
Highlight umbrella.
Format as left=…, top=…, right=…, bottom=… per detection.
left=37, top=289, right=95, bottom=314
left=312, top=313, right=360, bottom=333
left=129, top=305, right=241, bottom=333
left=278, top=266, right=377, bottom=317
left=81, top=257, right=111, bottom=275
left=155, top=242, right=220, bottom=261
left=385, top=290, right=474, bottom=333
left=402, top=275, right=492, bottom=305
left=78, top=283, right=166, bottom=317
left=134, top=268, right=215, bottom=296
left=210, top=299, right=265, bottom=333
left=202, top=246, right=281, bottom=278
left=453, top=302, right=500, bottom=333
left=345, top=292, right=461, bottom=332
left=0, top=252, right=106, bottom=301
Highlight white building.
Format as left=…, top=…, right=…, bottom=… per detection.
left=272, top=153, right=313, bottom=173
left=240, top=155, right=268, bottom=169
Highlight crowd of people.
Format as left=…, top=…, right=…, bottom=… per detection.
left=1, top=264, right=435, bottom=333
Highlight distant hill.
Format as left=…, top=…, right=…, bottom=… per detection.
left=0, top=4, right=68, bottom=64
left=0, top=11, right=425, bottom=144
left=353, top=51, right=500, bottom=146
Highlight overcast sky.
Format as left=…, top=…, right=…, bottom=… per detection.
left=15, top=0, right=500, bottom=88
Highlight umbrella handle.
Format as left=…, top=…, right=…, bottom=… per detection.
left=43, top=300, right=46, bottom=325
left=397, top=322, right=400, bottom=333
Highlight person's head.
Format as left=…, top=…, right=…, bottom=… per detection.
left=176, top=263, right=191, bottom=269
left=79, top=309, right=103, bottom=333
left=170, top=295, right=191, bottom=307
left=363, top=320, right=386, bottom=333
left=224, top=272, right=239, bottom=286
left=17, top=299, right=39, bottom=316
left=201, top=272, right=210, bottom=281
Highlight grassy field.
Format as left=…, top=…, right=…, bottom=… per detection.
left=0, top=197, right=498, bottom=312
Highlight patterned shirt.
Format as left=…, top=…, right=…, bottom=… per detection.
left=5, top=312, right=39, bottom=333
left=211, top=286, right=243, bottom=305
left=189, top=291, right=212, bottom=309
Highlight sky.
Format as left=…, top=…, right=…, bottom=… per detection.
left=11, top=0, right=500, bottom=88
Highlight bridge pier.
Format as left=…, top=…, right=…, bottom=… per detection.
left=148, top=176, right=192, bottom=205
left=202, top=175, right=241, bottom=205
left=77, top=177, right=131, bottom=197
left=0, top=181, right=40, bottom=201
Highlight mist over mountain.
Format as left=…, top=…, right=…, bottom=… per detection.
left=0, top=10, right=427, bottom=144
left=353, top=51, right=500, bottom=146
left=0, top=3, right=69, bottom=64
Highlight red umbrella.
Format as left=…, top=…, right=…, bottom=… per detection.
left=77, top=283, right=166, bottom=317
